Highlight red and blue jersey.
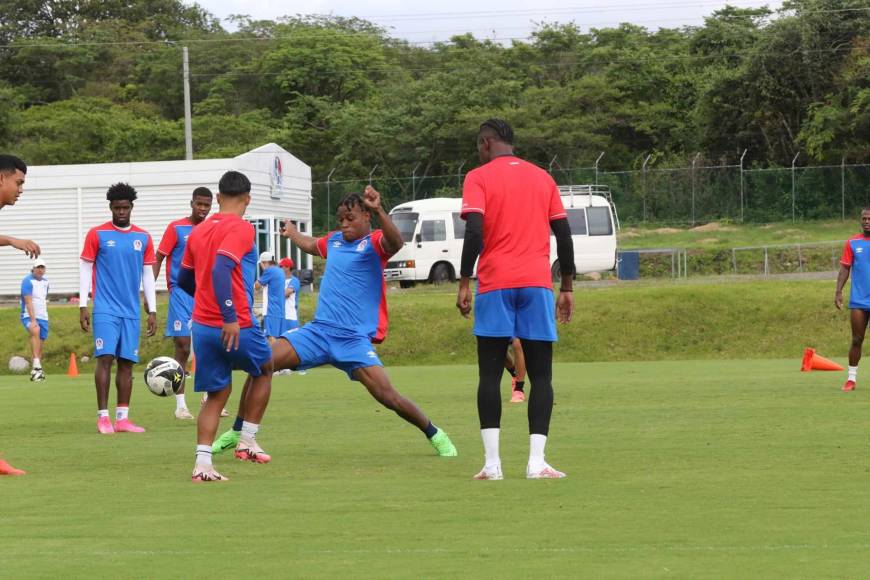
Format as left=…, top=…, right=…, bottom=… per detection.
left=157, top=217, right=194, bottom=290
left=81, top=222, right=155, bottom=319
left=182, top=213, right=257, bottom=328
left=461, top=156, right=566, bottom=293
left=314, top=230, right=392, bottom=342
left=841, top=234, right=870, bottom=309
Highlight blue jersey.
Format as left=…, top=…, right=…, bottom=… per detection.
left=285, top=275, right=301, bottom=320
left=314, top=230, right=392, bottom=342
left=81, top=222, right=155, bottom=319
left=20, top=273, right=49, bottom=320
left=157, top=217, right=194, bottom=290
left=842, top=234, right=870, bottom=309
left=258, top=265, right=286, bottom=318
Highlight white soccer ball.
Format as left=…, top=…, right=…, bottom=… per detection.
left=8, top=356, right=29, bottom=373
left=143, top=356, right=185, bottom=397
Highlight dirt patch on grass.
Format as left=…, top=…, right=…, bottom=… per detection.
left=653, top=227, right=682, bottom=234
left=698, top=237, right=720, bottom=244
left=619, top=231, right=640, bottom=238
left=691, top=222, right=737, bottom=232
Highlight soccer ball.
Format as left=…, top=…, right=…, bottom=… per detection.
left=144, top=356, right=184, bottom=397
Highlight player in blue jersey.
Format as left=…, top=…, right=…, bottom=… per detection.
left=255, top=251, right=287, bottom=342
left=0, top=154, right=37, bottom=476
left=835, top=207, right=870, bottom=392
left=279, top=257, right=301, bottom=331
left=80, top=183, right=157, bottom=434
left=212, top=186, right=457, bottom=458
left=21, top=258, right=49, bottom=382
left=154, top=187, right=213, bottom=419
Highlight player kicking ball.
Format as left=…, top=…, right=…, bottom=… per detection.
left=212, top=186, right=457, bottom=459
left=177, top=171, right=273, bottom=483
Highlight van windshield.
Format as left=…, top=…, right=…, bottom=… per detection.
left=391, top=212, right=419, bottom=242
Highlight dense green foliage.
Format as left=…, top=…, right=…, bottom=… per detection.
left=2, top=360, right=869, bottom=577
left=1, top=0, right=868, bottom=178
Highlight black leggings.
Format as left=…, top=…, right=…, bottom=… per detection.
left=477, top=336, right=554, bottom=435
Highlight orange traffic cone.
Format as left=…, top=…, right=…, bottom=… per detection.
left=189, top=354, right=196, bottom=375
left=801, top=348, right=844, bottom=372
left=67, top=352, right=79, bottom=377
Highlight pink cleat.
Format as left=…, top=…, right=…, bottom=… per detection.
left=510, top=389, right=525, bottom=403
left=843, top=380, right=856, bottom=392
left=526, top=463, right=566, bottom=479
left=0, top=459, right=25, bottom=476
left=234, top=440, right=271, bottom=464
left=97, top=416, right=115, bottom=434
left=114, top=419, right=146, bottom=433
left=191, top=465, right=228, bottom=483
left=473, top=464, right=503, bottom=480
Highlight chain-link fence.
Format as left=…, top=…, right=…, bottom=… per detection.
left=310, top=161, right=870, bottom=235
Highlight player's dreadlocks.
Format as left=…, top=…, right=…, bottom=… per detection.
left=478, top=118, right=514, bottom=145
left=339, top=192, right=368, bottom=213
left=106, top=182, right=137, bottom=202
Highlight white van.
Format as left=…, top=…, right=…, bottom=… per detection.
left=384, top=185, right=619, bottom=287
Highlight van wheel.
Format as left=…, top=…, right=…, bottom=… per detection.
left=399, top=281, right=416, bottom=289
left=551, top=261, right=561, bottom=283
left=430, top=263, right=452, bottom=284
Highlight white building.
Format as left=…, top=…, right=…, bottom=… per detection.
left=0, top=143, right=312, bottom=295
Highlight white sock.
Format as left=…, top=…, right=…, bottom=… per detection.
left=481, top=428, right=500, bottom=468
left=241, top=421, right=259, bottom=444
left=116, top=406, right=129, bottom=421
left=175, top=393, right=187, bottom=410
left=195, top=444, right=212, bottom=467
left=529, top=434, right=548, bottom=469
left=33, top=357, right=41, bottom=368
left=848, top=366, right=858, bottom=382
left=97, top=409, right=109, bottom=419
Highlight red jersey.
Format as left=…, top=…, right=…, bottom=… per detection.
left=181, top=213, right=257, bottom=328
left=461, top=156, right=566, bottom=293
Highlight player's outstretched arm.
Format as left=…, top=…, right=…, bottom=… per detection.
left=835, top=264, right=851, bottom=310
left=0, top=235, right=40, bottom=258
left=363, top=185, right=403, bottom=255
left=281, top=219, right=319, bottom=256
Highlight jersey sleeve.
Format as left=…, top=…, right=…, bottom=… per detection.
left=157, top=223, right=177, bottom=257
left=842, top=239, right=855, bottom=266
left=80, top=228, right=99, bottom=262
left=316, top=233, right=333, bottom=258
left=143, top=234, right=156, bottom=265
left=20, top=277, right=31, bottom=296
left=548, top=181, right=567, bottom=220
left=461, top=171, right=485, bottom=219
left=371, top=230, right=391, bottom=260
left=181, top=238, right=195, bottom=269
left=217, top=224, right=254, bottom=264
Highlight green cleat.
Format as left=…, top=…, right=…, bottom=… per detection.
left=430, top=429, right=458, bottom=457
left=212, top=429, right=240, bottom=455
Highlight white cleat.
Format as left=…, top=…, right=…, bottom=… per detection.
left=526, top=463, right=566, bottom=479
left=174, top=407, right=194, bottom=420
left=191, top=465, right=228, bottom=483
left=473, top=464, right=503, bottom=480
left=30, top=368, right=45, bottom=382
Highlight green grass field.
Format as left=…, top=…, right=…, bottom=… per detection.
left=2, top=360, right=868, bottom=578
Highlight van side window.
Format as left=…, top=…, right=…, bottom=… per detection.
left=551, top=208, right=588, bottom=236
left=421, top=220, right=446, bottom=242
left=452, top=213, right=466, bottom=239
left=587, top=207, right=613, bottom=236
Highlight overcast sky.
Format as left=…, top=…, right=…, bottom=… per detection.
left=195, top=0, right=785, bottom=44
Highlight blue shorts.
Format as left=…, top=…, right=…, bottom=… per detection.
left=191, top=322, right=272, bottom=392
left=93, top=313, right=141, bottom=362
left=165, top=287, right=193, bottom=337
left=262, top=315, right=287, bottom=338
left=474, top=287, right=557, bottom=342
left=285, top=319, right=299, bottom=331
left=21, top=317, right=49, bottom=340
left=280, top=321, right=382, bottom=380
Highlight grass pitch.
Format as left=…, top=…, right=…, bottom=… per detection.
left=1, top=360, right=868, bottom=579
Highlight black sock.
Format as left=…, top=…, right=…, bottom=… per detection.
left=477, top=337, right=510, bottom=429
left=506, top=367, right=517, bottom=378
left=423, top=421, right=438, bottom=439
left=514, top=380, right=525, bottom=393
left=521, top=339, right=554, bottom=436
left=232, top=416, right=243, bottom=432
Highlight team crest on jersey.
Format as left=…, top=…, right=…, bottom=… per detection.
left=106, top=240, right=116, bottom=247
left=95, top=338, right=104, bottom=350
left=332, top=240, right=342, bottom=248
left=356, top=239, right=369, bottom=252
left=174, top=320, right=182, bottom=331
left=133, top=239, right=143, bottom=251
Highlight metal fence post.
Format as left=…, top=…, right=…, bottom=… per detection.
left=641, top=154, right=652, bottom=222
left=411, top=162, right=420, bottom=201
left=325, top=167, right=336, bottom=232
left=368, top=164, right=378, bottom=186
left=739, top=149, right=747, bottom=222
left=691, top=152, right=700, bottom=226
left=457, top=161, right=466, bottom=189
left=842, top=156, right=846, bottom=221
left=791, top=152, right=800, bottom=222
left=594, top=152, right=604, bottom=186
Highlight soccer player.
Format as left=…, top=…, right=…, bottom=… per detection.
left=154, top=187, right=213, bottom=419
left=279, top=257, right=301, bottom=331
left=456, top=118, right=574, bottom=480
left=21, top=258, right=49, bottom=382
left=505, top=337, right=527, bottom=403
left=255, top=251, right=286, bottom=342
left=0, top=153, right=37, bottom=476
left=835, top=207, right=870, bottom=391
left=79, top=183, right=157, bottom=434
left=212, top=187, right=457, bottom=458
left=176, top=170, right=273, bottom=483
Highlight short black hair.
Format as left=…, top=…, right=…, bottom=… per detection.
left=338, top=193, right=368, bottom=214
left=192, top=186, right=213, bottom=199
left=0, top=154, right=26, bottom=175
left=218, top=171, right=251, bottom=196
left=106, top=182, right=137, bottom=202
left=478, top=118, right=514, bottom=145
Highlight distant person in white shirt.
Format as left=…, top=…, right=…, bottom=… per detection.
left=21, top=258, right=49, bottom=381
left=279, top=257, right=301, bottom=330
